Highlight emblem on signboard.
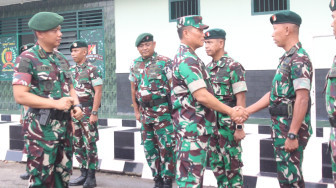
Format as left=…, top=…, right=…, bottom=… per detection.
left=86, top=42, right=103, bottom=63
left=1, top=48, right=15, bottom=72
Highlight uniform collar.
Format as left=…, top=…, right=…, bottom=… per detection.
left=180, top=43, right=196, bottom=55
left=140, top=52, right=157, bottom=63
left=285, top=42, right=301, bottom=57
left=76, top=59, right=89, bottom=69
left=36, top=43, right=56, bottom=59
left=211, top=52, right=229, bottom=68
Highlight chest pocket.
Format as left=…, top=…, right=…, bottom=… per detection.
left=211, top=69, right=231, bottom=96
left=79, top=71, right=90, bottom=84
left=147, top=63, right=163, bottom=90
left=36, top=67, right=56, bottom=92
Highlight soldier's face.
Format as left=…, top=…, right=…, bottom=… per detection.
left=71, top=47, right=87, bottom=63
left=272, top=24, right=286, bottom=48
left=38, top=26, right=62, bottom=48
left=205, top=39, right=223, bottom=58
left=332, top=11, right=336, bottom=38
left=137, top=41, right=156, bottom=59
left=187, top=27, right=205, bottom=50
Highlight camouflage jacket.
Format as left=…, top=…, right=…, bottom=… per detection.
left=129, top=52, right=172, bottom=124
left=325, top=55, right=336, bottom=142
left=13, top=44, right=72, bottom=99
left=269, top=42, right=313, bottom=127
left=171, top=44, right=216, bottom=138
left=70, top=60, right=103, bottom=104
left=206, top=53, right=247, bottom=120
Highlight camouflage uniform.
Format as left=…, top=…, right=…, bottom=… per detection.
left=172, top=44, right=217, bottom=187
left=325, top=55, right=336, bottom=185
left=129, top=52, right=175, bottom=180
left=12, top=44, right=73, bottom=187
left=70, top=60, right=102, bottom=170
left=206, top=53, right=247, bottom=188
left=269, top=42, right=312, bottom=187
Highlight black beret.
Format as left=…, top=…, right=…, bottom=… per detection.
left=20, top=43, right=34, bottom=54
left=330, top=0, right=336, bottom=11
left=135, top=33, right=153, bottom=47
left=270, top=10, right=302, bottom=26
left=28, top=12, right=64, bottom=31
left=204, top=28, right=226, bottom=40
left=70, top=39, right=88, bottom=52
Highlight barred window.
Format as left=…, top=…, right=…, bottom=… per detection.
left=252, top=0, right=290, bottom=15
left=169, top=0, right=200, bottom=22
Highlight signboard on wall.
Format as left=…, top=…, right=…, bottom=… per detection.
left=80, top=29, right=105, bottom=78
left=0, top=36, right=17, bottom=81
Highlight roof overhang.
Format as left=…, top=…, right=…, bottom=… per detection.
left=0, top=0, right=42, bottom=7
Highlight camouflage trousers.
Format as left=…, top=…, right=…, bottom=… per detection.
left=175, top=135, right=211, bottom=188
left=271, top=116, right=310, bottom=188
left=330, top=140, right=336, bottom=185
left=25, top=138, right=73, bottom=188
left=141, top=120, right=175, bottom=179
left=73, top=106, right=99, bottom=170
left=208, top=118, right=243, bottom=188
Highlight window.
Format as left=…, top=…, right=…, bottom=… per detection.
left=252, top=0, right=290, bottom=15
left=169, top=0, right=200, bottom=22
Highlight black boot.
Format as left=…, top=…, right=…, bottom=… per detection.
left=20, top=172, right=29, bottom=180
left=163, top=178, right=172, bottom=188
left=69, top=168, right=88, bottom=186
left=153, top=176, right=163, bottom=188
left=83, top=169, right=97, bottom=188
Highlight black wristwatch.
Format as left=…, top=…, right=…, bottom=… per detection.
left=92, top=111, right=98, bottom=116
left=236, top=124, right=244, bottom=130
left=287, top=133, right=297, bottom=140
left=73, top=104, right=83, bottom=111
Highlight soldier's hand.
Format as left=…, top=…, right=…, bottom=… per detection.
left=230, top=106, right=249, bottom=123
left=284, top=138, right=299, bottom=152
left=72, top=106, right=83, bottom=120
left=234, top=129, right=246, bottom=142
left=135, top=112, right=140, bottom=121
left=55, top=97, right=74, bottom=110
left=90, top=114, right=98, bottom=125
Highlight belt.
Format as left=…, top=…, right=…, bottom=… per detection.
left=269, top=103, right=293, bottom=118
left=28, top=108, right=71, bottom=121
left=329, top=116, right=336, bottom=128
left=139, top=97, right=168, bottom=108
left=81, top=101, right=93, bottom=107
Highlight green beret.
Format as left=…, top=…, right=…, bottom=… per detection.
left=135, top=33, right=153, bottom=47
left=270, top=10, right=302, bottom=26
left=70, top=39, right=88, bottom=52
left=204, top=28, right=226, bottom=40
left=330, top=0, right=336, bottom=11
left=20, top=43, right=34, bottom=54
left=28, top=12, right=64, bottom=31
left=177, top=15, right=209, bottom=30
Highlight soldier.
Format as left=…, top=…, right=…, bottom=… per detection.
left=246, top=11, right=312, bottom=187
left=68, top=40, right=103, bottom=188
left=326, top=0, right=336, bottom=185
left=18, top=43, right=35, bottom=181
left=204, top=28, right=247, bottom=188
left=171, top=15, right=248, bottom=188
left=12, top=12, right=83, bottom=187
left=129, top=33, right=175, bottom=188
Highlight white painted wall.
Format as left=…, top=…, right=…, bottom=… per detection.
left=115, top=0, right=335, bottom=73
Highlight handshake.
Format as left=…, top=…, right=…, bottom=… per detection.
left=229, top=106, right=249, bottom=124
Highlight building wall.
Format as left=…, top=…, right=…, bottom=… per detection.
left=115, top=0, right=335, bottom=120
left=0, top=0, right=116, bottom=118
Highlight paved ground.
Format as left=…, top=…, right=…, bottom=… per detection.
left=0, top=160, right=215, bottom=188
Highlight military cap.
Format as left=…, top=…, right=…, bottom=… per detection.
left=177, top=15, right=209, bottom=29
left=70, top=39, right=88, bottom=52
left=270, top=10, right=302, bottom=26
left=28, top=12, right=64, bottom=31
left=135, top=33, right=153, bottom=47
left=330, top=0, right=336, bottom=11
left=204, top=28, right=226, bottom=40
left=19, top=43, right=34, bottom=54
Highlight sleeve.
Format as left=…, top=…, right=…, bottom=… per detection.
left=90, top=66, right=103, bottom=87
left=129, top=63, right=135, bottom=82
left=230, top=62, right=247, bottom=94
left=179, top=57, right=206, bottom=93
left=291, top=59, right=312, bottom=91
left=12, top=55, right=33, bottom=86
left=164, top=59, right=173, bottom=80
